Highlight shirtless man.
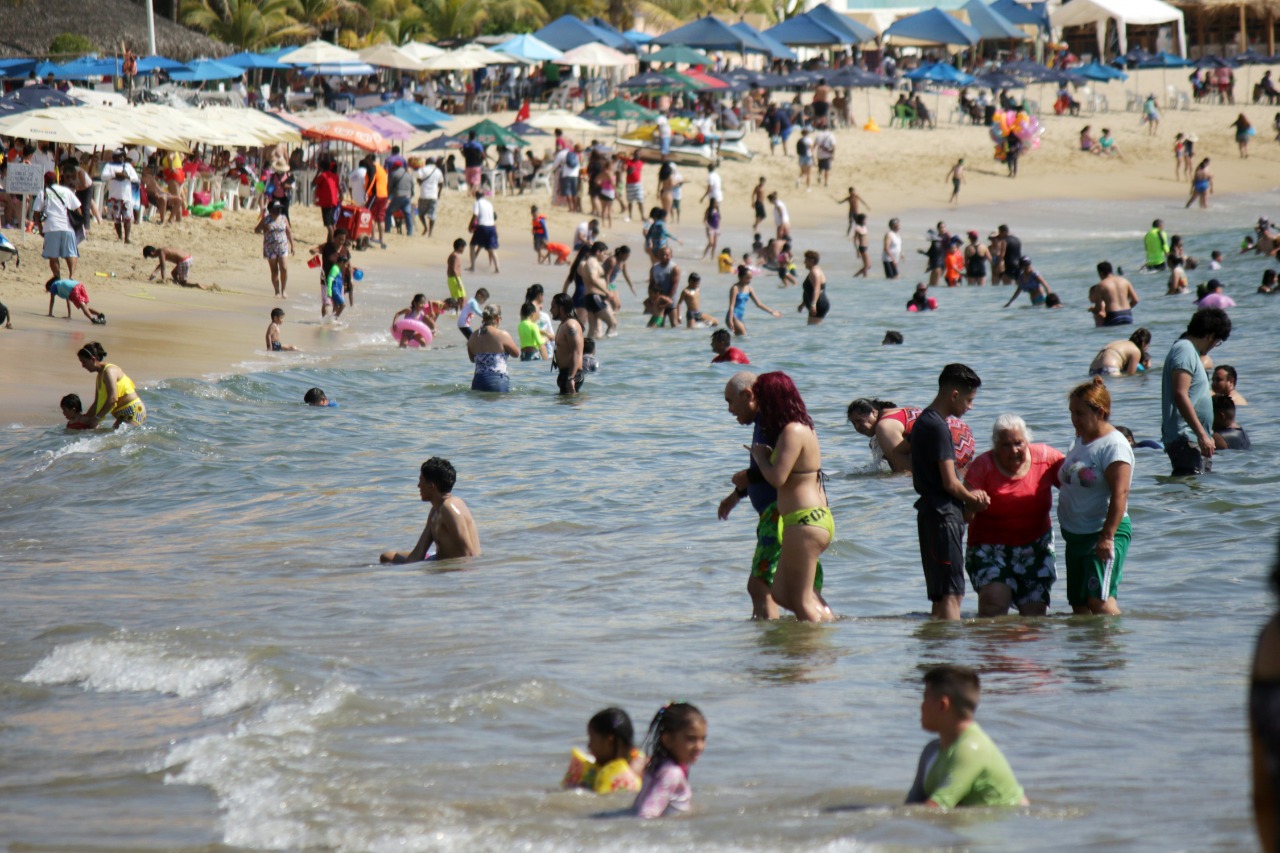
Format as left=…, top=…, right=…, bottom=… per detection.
left=769, top=192, right=790, bottom=241
left=751, top=178, right=768, bottom=230
left=1089, top=261, right=1140, bottom=327
left=552, top=292, right=585, bottom=395
left=836, top=186, right=870, bottom=237
left=580, top=240, right=617, bottom=339
left=380, top=457, right=481, bottom=563
left=1089, top=328, right=1152, bottom=376
left=647, top=244, right=681, bottom=328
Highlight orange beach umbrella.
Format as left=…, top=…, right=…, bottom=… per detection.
left=302, top=120, right=390, bottom=153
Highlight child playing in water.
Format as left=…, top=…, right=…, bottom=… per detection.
left=46, top=278, right=105, bottom=324
left=562, top=707, right=644, bottom=794
left=776, top=242, right=797, bottom=288
left=303, top=388, right=336, bottom=407
left=632, top=702, right=707, bottom=818
left=447, top=238, right=466, bottom=305
left=61, top=393, right=92, bottom=429
left=392, top=293, right=436, bottom=348
left=718, top=247, right=734, bottom=274
left=265, top=307, right=298, bottom=352
left=324, top=258, right=346, bottom=319
left=680, top=273, right=717, bottom=329
left=582, top=337, right=600, bottom=372
left=143, top=245, right=202, bottom=288
left=518, top=300, right=549, bottom=361
left=905, top=665, right=1027, bottom=809
left=531, top=205, right=550, bottom=263
left=710, top=328, right=749, bottom=364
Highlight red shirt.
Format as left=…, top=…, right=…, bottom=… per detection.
left=625, top=159, right=643, bottom=185
left=313, top=170, right=341, bottom=208
left=712, top=347, right=749, bottom=364
left=964, top=444, right=1065, bottom=547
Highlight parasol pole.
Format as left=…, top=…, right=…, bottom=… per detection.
left=145, top=0, right=157, bottom=57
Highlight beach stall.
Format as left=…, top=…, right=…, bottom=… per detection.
left=1050, top=0, right=1188, bottom=60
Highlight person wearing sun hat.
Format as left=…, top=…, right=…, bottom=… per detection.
left=265, top=152, right=295, bottom=221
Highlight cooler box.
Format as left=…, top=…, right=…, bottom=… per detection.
left=338, top=204, right=373, bottom=239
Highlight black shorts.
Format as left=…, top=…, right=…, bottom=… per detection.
left=458, top=326, right=473, bottom=339
left=585, top=293, right=607, bottom=313
left=884, top=260, right=899, bottom=279
left=917, top=509, right=966, bottom=601
left=321, top=206, right=338, bottom=227
left=1165, top=436, right=1205, bottom=476
left=813, top=101, right=829, bottom=118
left=557, top=367, right=585, bottom=395
left=754, top=200, right=766, bottom=220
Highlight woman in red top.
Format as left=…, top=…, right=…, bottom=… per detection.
left=962, top=414, right=1065, bottom=616
left=846, top=398, right=976, bottom=474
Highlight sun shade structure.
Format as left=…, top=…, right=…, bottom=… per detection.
left=169, top=59, right=245, bottom=82
left=419, top=51, right=490, bottom=71
left=523, top=110, right=607, bottom=131
left=961, top=0, right=1030, bottom=40
left=584, top=97, right=659, bottom=121
left=222, top=51, right=291, bottom=70
left=136, top=56, right=189, bottom=73
left=764, top=14, right=860, bottom=46
left=991, top=0, right=1050, bottom=30
left=0, top=86, right=79, bottom=116
left=620, top=70, right=696, bottom=91
left=1075, top=60, right=1129, bottom=81
left=535, top=15, right=632, bottom=51
left=646, top=44, right=713, bottom=65
left=401, top=41, right=446, bottom=61
left=652, top=16, right=768, bottom=53
left=806, top=5, right=878, bottom=43
left=366, top=99, right=451, bottom=129
left=904, top=61, right=977, bottom=85
left=560, top=43, right=634, bottom=67
left=350, top=112, right=419, bottom=140
left=884, top=9, right=982, bottom=46
left=730, top=21, right=797, bottom=61
left=277, top=40, right=366, bottom=66
left=303, top=119, right=391, bottom=152
left=1138, top=50, right=1192, bottom=67
left=449, top=117, right=528, bottom=147
left=1050, top=0, right=1186, bottom=59
left=359, top=44, right=428, bottom=71
left=494, top=34, right=566, bottom=62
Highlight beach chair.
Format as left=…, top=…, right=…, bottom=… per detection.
left=530, top=163, right=553, bottom=194
left=889, top=103, right=917, bottom=128
left=548, top=84, right=573, bottom=111
left=473, top=92, right=491, bottom=115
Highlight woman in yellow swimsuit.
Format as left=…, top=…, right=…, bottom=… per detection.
left=750, top=371, right=835, bottom=622
left=76, top=341, right=146, bottom=428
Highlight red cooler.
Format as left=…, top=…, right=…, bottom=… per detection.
left=337, top=204, right=373, bottom=240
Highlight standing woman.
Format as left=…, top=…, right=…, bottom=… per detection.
left=255, top=200, right=294, bottom=299
left=1186, top=158, right=1213, bottom=209
left=701, top=199, right=721, bottom=260
left=1057, top=378, right=1133, bottom=615
left=1233, top=113, right=1254, bottom=158
left=798, top=250, right=829, bottom=325
left=725, top=264, right=781, bottom=336
left=749, top=371, right=834, bottom=622
left=466, top=304, right=519, bottom=392
left=882, top=217, right=902, bottom=279
left=74, top=341, right=146, bottom=428
left=851, top=213, right=870, bottom=277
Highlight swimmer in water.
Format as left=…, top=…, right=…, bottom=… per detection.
left=392, top=293, right=436, bottom=348
left=1003, top=257, right=1052, bottom=307
left=304, top=387, right=336, bottom=407
left=725, top=265, right=781, bottom=336
left=1089, top=261, right=1139, bottom=327
left=380, top=457, right=481, bottom=563
left=1088, top=328, right=1151, bottom=376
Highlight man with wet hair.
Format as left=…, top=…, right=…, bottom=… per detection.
left=380, top=457, right=481, bottom=563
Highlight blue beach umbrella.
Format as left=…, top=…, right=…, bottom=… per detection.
left=885, top=9, right=981, bottom=47
left=136, top=56, right=188, bottom=73
left=222, top=51, right=291, bottom=71
left=904, top=62, right=976, bottom=86
left=0, top=58, right=38, bottom=78
left=0, top=85, right=79, bottom=115
left=623, top=30, right=653, bottom=47
left=494, top=34, right=565, bottom=63
left=169, top=59, right=246, bottom=82
left=1075, top=61, right=1128, bottom=82
left=366, top=99, right=452, bottom=130
left=730, top=21, right=796, bottom=62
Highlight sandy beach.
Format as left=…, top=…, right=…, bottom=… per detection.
left=3, top=77, right=1277, bottom=426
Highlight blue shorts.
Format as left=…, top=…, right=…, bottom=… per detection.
left=330, top=286, right=345, bottom=307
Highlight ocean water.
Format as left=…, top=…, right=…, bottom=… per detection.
left=1, top=192, right=1276, bottom=852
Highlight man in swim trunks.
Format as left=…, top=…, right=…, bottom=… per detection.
left=751, top=178, right=767, bottom=230
left=995, top=225, right=1021, bottom=284
left=719, top=371, right=823, bottom=619
left=912, top=364, right=989, bottom=621
left=446, top=238, right=467, bottom=304
left=552, top=293, right=585, bottom=395
left=380, top=457, right=481, bottom=563
left=905, top=665, right=1028, bottom=808
left=1089, top=261, right=1140, bottom=327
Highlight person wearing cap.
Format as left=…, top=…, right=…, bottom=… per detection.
left=100, top=149, right=139, bottom=243
left=1195, top=279, right=1236, bottom=310
left=1003, top=257, right=1052, bottom=307
left=32, top=170, right=81, bottom=280
left=963, top=231, right=990, bottom=285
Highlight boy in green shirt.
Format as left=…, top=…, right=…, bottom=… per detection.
left=906, top=665, right=1028, bottom=809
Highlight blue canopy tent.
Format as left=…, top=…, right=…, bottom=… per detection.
left=730, top=21, right=796, bottom=61
left=1075, top=60, right=1128, bottom=81
left=136, top=56, right=189, bottom=73
left=0, top=58, right=38, bottom=78
left=961, top=0, right=1029, bottom=41
left=805, top=5, right=878, bottom=44
left=32, top=61, right=62, bottom=79
left=1139, top=50, right=1192, bottom=68
left=973, top=71, right=1025, bottom=90
left=586, top=16, right=635, bottom=50
left=764, top=15, right=858, bottom=47
left=623, top=29, right=654, bottom=46
left=494, top=34, right=565, bottom=62
left=535, top=15, right=631, bottom=51
left=366, top=98, right=452, bottom=130
left=905, top=61, right=976, bottom=85
left=991, top=0, right=1050, bottom=30
left=885, top=9, right=981, bottom=46
left=169, top=59, right=246, bottom=82
left=223, top=51, right=292, bottom=71
left=52, top=57, right=120, bottom=79
left=652, top=16, right=768, bottom=53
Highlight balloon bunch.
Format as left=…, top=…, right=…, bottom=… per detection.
left=988, top=110, right=1043, bottom=161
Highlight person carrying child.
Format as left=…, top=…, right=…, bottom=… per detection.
left=632, top=703, right=707, bottom=818
left=46, top=277, right=105, bottom=324
left=905, top=664, right=1028, bottom=809
left=265, top=307, right=299, bottom=352
left=562, top=708, right=644, bottom=794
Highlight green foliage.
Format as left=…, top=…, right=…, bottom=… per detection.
left=48, top=32, right=96, bottom=57
left=179, top=0, right=313, bottom=50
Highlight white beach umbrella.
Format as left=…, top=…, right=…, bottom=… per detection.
left=0, top=108, right=122, bottom=146
left=276, top=40, right=365, bottom=66
left=561, top=43, right=633, bottom=68
left=452, top=44, right=521, bottom=65
left=401, top=41, right=446, bottom=61
left=359, top=43, right=428, bottom=71
left=419, top=51, right=490, bottom=71
left=525, top=110, right=606, bottom=132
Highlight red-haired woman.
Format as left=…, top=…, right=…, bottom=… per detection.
left=1057, top=377, right=1133, bottom=615
left=749, top=371, right=835, bottom=622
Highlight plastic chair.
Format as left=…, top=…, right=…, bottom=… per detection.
left=889, top=103, right=917, bottom=128
left=530, top=164, right=553, bottom=194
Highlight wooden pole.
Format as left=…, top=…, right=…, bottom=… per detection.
left=1240, top=4, right=1248, bottom=53
left=1269, top=7, right=1276, bottom=56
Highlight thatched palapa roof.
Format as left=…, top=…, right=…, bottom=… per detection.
left=0, top=0, right=230, bottom=60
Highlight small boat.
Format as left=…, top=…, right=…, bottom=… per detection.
left=616, top=123, right=754, bottom=166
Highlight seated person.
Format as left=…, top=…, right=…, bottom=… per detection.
left=1213, top=394, right=1251, bottom=450
left=906, top=665, right=1028, bottom=809
left=1080, top=125, right=1101, bottom=154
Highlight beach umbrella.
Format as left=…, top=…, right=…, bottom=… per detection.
left=450, top=117, right=528, bottom=147
left=53, top=57, right=120, bottom=79
left=0, top=58, right=37, bottom=78
left=904, top=62, right=976, bottom=86
left=0, top=85, right=79, bottom=116
left=702, top=74, right=750, bottom=94
left=304, top=62, right=378, bottom=76
left=303, top=119, right=390, bottom=152
left=807, top=5, right=878, bottom=43
left=624, top=30, right=654, bottom=46
left=506, top=121, right=551, bottom=137
left=366, top=99, right=451, bottom=130
left=1139, top=51, right=1193, bottom=68
left=412, top=133, right=461, bottom=151
left=826, top=67, right=891, bottom=88
left=419, top=51, right=489, bottom=71
left=1075, top=61, right=1128, bottom=82
left=991, top=0, right=1050, bottom=30
left=169, top=59, right=245, bottom=82
left=1195, top=55, right=1238, bottom=69
left=646, top=44, right=712, bottom=66
left=1234, top=49, right=1268, bottom=65
left=973, top=71, right=1025, bottom=90
left=401, top=41, right=446, bottom=61
left=585, top=96, right=658, bottom=122
left=535, top=15, right=632, bottom=52
left=730, top=21, right=796, bottom=62
left=277, top=40, right=365, bottom=66
left=350, top=111, right=419, bottom=140
left=452, top=44, right=521, bottom=65
left=653, top=16, right=767, bottom=53
left=682, top=69, right=730, bottom=91
left=0, top=108, right=122, bottom=146
left=223, top=51, right=290, bottom=70
left=764, top=15, right=854, bottom=47
left=620, top=70, right=694, bottom=91
left=136, top=56, right=188, bottom=73
left=359, top=44, right=428, bottom=71
left=524, top=110, right=607, bottom=132
left=494, top=34, right=565, bottom=63
left=561, top=43, right=633, bottom=68
left=884, top=9, right=981, bottom=47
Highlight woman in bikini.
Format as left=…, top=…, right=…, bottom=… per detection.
left=1088, top=328, right=1151, bottom=376
left=750, top=372, right=835, bottom=622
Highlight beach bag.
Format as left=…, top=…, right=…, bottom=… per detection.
left=192, top=190, right=211, bottom=206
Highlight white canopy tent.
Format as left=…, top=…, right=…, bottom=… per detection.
left=1050, top=0, right=1187, bottom=59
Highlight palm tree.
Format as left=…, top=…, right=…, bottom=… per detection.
left=180, top=0, right=312, bottom=50
left=602, top=0, right=704, bottom=32
left=416, top=0, right=490, bottom=40
left=707, top=0, right=774, bottom=23
left=294, top=0, right=360, bottom=40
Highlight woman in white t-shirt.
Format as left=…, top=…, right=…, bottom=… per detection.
left=1057, top=377, right=1134, bottom=616
left=33, top=172, right=82, bottom=279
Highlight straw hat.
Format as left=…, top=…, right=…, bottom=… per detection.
left=270, top=154, right=290, bottom=173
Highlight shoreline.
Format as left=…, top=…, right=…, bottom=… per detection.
left=3, top=88, right=1277, bottom=428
